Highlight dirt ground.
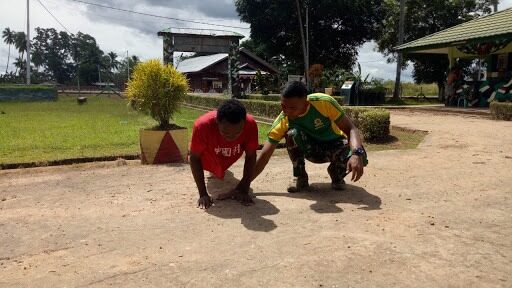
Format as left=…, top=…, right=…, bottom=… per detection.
left=1, top=111, right=511, bottom=288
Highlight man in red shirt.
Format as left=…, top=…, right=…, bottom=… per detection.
left=190, top=99, right=259, bottom=209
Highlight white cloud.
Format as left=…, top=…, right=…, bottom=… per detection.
left=1, top=0, right=511, bottom=80
left=0, top=0, right=249, bottom=75
left=357, top=41, right=413, bottom=82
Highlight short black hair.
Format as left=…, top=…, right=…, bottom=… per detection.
left=217, top=99, right=247, bottom=124
left=282, top=81, right=308, bottom=98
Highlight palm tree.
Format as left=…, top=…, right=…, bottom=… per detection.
left=13, top=57, right=25, bottom=75
left=108, top=51, right=119, bottom=71
left=2, top=28, right=15, bottom=74
left=14, top=32, right=27, bottom=75
left=131, top=55, right=140, bottom=64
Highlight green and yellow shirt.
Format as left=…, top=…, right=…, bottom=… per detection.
left=268, top=93, right=346, bottom=144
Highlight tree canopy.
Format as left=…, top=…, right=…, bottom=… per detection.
left=1, top=27, right=139, bottom=87
left=375, top=0, right=496, bottom=90
left=235, top=0, right=383, bottom=74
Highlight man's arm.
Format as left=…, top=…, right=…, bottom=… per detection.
left=253, top=141, right=277, bottom=181
left=237, top=150, right=257, bottom=192
left=336, top=115, right=363, bottom=150
left=189, top=152, right=213, bottom=209
left=228, top=150, right=257, bottom=206
left=336, top=115, right=365, bottom=182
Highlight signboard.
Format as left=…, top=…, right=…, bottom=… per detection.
left=172, top=35, right=235, bottom=54
left=342, top=81, right=354, bottom=89
left=288, top=75, right=304, bottom=83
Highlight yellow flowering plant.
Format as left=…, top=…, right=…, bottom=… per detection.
left=126, top=59, right=189, bottom=130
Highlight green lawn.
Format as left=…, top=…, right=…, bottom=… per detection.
left=384, top=97, right=442, bottom=106
left=364, top=127, right=427, bottom=152
left=0, top=95, right=426, bottom=165
left=0, top=95, right=271, bottom=164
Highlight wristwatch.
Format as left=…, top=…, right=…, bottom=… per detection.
left=352, top=147, right=366, bottom=157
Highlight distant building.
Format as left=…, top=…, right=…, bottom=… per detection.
left=176, top=48, right=278, bottom=93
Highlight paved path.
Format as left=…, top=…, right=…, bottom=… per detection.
left=1, top=111, right=511, bottom=287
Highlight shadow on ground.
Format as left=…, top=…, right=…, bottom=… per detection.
left=258, top=183, right=381, bottom=214
left=205, top=171, right=280, bottom=232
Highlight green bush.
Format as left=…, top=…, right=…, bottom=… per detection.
left=184, top=94, right=390, bottom=141
left=356, top=109, right=390, bottom=141
left=126, top=59, right=189, bottom=129
left=185, top=95, right=283, bottom=118
left=246, top=94, right=280, bottom=101
left=246, top=94, right=345, bottom=105
left=490, top=102, right=512, bottom=121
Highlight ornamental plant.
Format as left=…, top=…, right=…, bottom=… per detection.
left=126, top=59, right=189, bottom=129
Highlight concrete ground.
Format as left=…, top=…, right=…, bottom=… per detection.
left=1, top=111, right=511, bottom=287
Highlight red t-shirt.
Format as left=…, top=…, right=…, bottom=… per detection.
left=190, top=111, right=259, bottom=179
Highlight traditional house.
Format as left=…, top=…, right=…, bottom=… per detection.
left=175, top=48, right=278, bottom=93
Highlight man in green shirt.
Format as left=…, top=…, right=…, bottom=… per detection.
left=253, top=81, right=367, bottom=192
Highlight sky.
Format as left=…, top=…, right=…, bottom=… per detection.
left=1, top=0, right=512, bottom=81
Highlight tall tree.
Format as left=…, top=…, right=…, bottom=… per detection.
left=2, top=27, right=15, bottom=73
left=235, top=0, right=383, bottom=74
left=107, top=51, right=120, bottom=71
left=31, top=28, right=75, bottom=83
left=13, top=32, right=27, bottom=75
left=71, top=32, right=105, bottom=85
left=375, top=0, right=496, bottom=98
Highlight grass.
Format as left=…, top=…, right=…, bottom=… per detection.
left=0, top=95, right=271, bottom=164
left=364, top=127, right=427, bottom=151
left=384, top=97, right=441, bottom=106
left=383, top=81, right=439, bottom=97
left=0, top=95, right=426, bottom=165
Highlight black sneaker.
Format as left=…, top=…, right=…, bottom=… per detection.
left=331, top=179, right=346, bottom=190
left=287, top=176, right=309, bottom=193
left=328, top=164, right=346, bottom=191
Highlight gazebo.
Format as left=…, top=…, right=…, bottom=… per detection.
left=395, top=8, right=512, bottom=107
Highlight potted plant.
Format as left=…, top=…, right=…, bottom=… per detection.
left=126, top=59, right=189, bottom=164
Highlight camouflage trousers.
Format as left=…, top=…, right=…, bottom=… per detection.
left=285, top=128, right=351, bottom=183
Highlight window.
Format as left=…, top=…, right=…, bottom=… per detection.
left=213, top=81, right=223, bottom=89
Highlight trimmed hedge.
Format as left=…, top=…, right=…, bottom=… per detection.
left=185, top=94, right=282, bottom=117
left=490, top=102, right=512, bottom=121
left=184, top=94, right=390, bottom=141
left=356, top=109, right=390, bottom=140
left=245, top=94, right=345, bottom=105
left=0, top=85, right=57, bottom=102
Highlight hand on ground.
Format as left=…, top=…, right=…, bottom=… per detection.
left=197, top=195, right=214, bottom=209
left=217, top=189, right=254, bottom=206
left=347, top=155, right=364, bottom=182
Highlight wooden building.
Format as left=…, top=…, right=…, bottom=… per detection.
left=176, top=48, right=278, bottom=93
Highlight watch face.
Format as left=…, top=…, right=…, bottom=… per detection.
left=353, top=148, right=365, bottom=155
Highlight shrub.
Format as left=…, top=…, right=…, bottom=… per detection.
left=126, top=59, right=189, bottom=129
left=246, top=94, right=345, bottom=105
left=490, top=102, right=512, bottom=121
left=184, top=95, right=282, bottom=118
left=356, top=109, right=391, bottom=141
left=246, top=94, right=281, bottom=101
left=184, top=94, right=390, bottom=141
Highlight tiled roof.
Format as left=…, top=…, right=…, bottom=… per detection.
left=176, top=54, right=227, bottom=73
left=158, top=27, right=244, bottom=38
left=395, top=8, right=512, bottom=52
